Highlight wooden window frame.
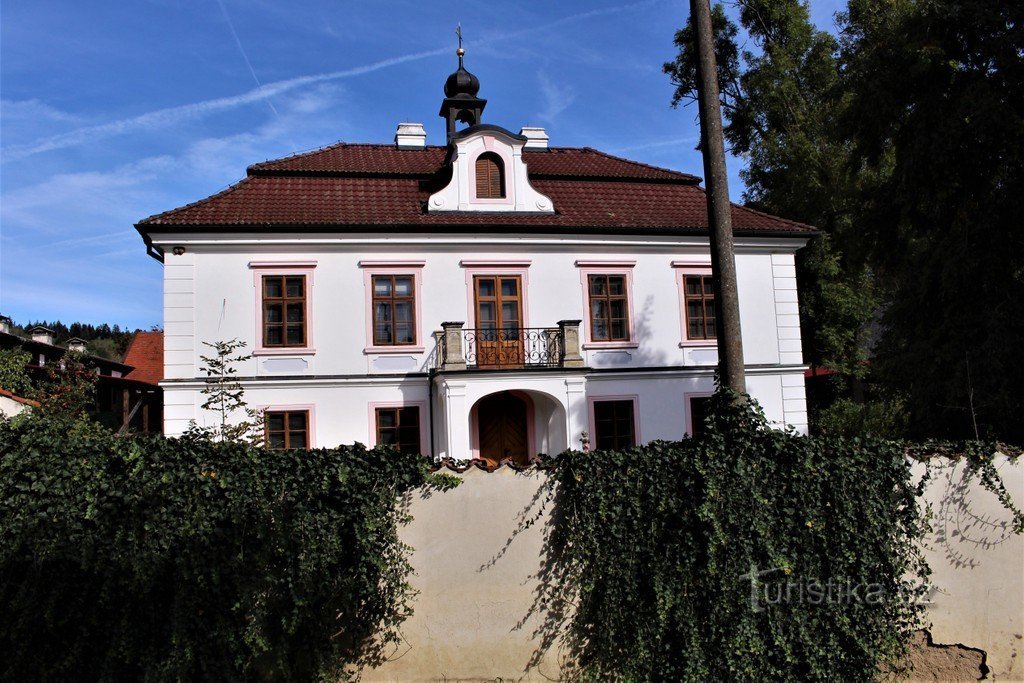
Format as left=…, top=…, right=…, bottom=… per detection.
left=371, top=274, right=418, bottom=347
left=684, top=391, right=715, bottom=437
left=474, top=152, right=506, bottom=199
left=261, top=274, right=308, bottom=349
left=674, top=263, right=718, bottom=347
left=359, top=262, right=425, bottom=354
left=371, top=404, right=425, bottom=455
left=589, top=396, right=640, bottom=451
left=265, top=409, right=311, bottom=450
left=683, top=274, right=717, bottom=341
left=576, top=263, right=637, bottom=349
left=249, top=262, right=316, bottom=356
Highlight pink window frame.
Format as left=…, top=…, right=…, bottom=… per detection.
left=258, top=403, right=316, bottom=449
left=673, top=261, right=717, bottom=347
left=683, top=390, right=715, bottom=437
left=467, top=139, right=515, bottom=206
left=368, top=401, right=430, bottom=456
left=588, top=394, right=642, bottom=448
left=249, top=261, right=317, bottom=356
left=460, top=261, right=532, bottom=330
left=359, top=261, right=426, bottom=354
left=576, top=260, right=638, bottom=349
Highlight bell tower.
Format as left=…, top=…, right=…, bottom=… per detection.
left=439, top=26, right=487, bottom=141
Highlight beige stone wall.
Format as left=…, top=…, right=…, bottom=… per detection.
left=365, top=456, right=1022, bottom=681
left=365, top=466, right=564, bottom=681
left=915, top=454, right=1023, bottom=680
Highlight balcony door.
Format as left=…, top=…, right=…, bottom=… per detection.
left=473, top=275, right=523, bottom=368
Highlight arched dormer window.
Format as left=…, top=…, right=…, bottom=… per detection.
left=475, top=153, right=505, bottom=199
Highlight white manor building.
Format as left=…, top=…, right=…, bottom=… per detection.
left=136, top=51, right=813, bottom=463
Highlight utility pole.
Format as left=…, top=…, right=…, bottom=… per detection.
left=690, top=0, right=746, bottom=395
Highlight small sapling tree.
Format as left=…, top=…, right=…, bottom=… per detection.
left=190, top=339, right=264, bottom=446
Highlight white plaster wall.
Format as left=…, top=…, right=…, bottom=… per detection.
left=0, top=395, right=30, bottom=417
left=914, top=454, right=1024, bottom=679
left=176, top=239, right=803, bottom=379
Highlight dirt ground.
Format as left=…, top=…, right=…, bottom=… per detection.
left=893, top=630, right=988, bottom=681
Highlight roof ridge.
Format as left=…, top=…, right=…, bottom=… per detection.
left=248, top=140, right=350, bottom=172
left=580, top=147, right=702, bottom=183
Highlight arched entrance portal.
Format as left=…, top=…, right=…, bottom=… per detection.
left=476, top=391, right=530, bottom=466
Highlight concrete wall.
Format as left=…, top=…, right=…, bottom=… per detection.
left=366, top=466, right=565, bottom=681
left=365, top=455, right=1023, bottom=680
left=915, top=454, right=1024, bottom=680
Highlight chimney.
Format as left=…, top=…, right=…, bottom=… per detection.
left=29, top=325, right=55, bottom=346
left=395, top=122, right=427, bottom=149
left=66, top=337, right=88, bottom=353
left=520, top=127, right=549, bottom=150
left=0, top=315, right=11, bottom=334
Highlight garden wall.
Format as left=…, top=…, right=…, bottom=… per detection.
left=365, top=455, right=1022, bottom=681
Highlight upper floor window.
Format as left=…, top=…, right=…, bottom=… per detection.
left=266, top=409, right=309, bottom=450
left=475, top=153, right=505, bottom=199
left=262, top=275, right=307, bottom=347
left=684, top=274, right=716, bottom=340
left=588, top=274, right=630, bottom=342
left=372, top=275, right=416, bottom=345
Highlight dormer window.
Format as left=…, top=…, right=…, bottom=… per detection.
left=475, top=153, right=505, bottom=199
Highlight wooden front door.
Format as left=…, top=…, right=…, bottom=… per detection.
left=473, top=275, right=524, bottom=368
left=477, top=392, right=529, bottom=466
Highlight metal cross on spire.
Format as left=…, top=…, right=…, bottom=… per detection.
left=455, top=23, right=465, bottom=63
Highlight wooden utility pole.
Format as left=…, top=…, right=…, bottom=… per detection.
left=690, top=0, right=746, bottom=394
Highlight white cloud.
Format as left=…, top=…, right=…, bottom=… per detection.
left=1, top=98, right=81, bottom=123
left=537, top=72, right=577, bottom=124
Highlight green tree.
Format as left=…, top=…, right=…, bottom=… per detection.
left=664, top=0, right=879, bottom=384
left=0, top=348, right=33, bottom=398
left=839, top=0, right=1024, bottom=440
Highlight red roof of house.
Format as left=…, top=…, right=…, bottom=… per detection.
left=137, top=143, right=814, bottom=236
left=0, top=387, right=40, bottom=407
left=123, top=331, right=163, bottom=385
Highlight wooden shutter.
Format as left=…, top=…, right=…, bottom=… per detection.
left=475, top=154, right=505, bottom=198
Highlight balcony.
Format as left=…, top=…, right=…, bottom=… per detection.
left=433, top=320, right=584, bottom=371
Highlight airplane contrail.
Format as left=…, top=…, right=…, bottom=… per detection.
left=214, top=0, right=279, bottom=117
left=1, top=0, right=662, bottom=162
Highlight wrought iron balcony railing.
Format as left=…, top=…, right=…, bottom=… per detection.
left=434, top=320, right=584, bottom=371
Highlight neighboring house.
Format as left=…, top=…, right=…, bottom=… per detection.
left=122, top=330, right=164, bottom=434
left=0, top=388, right=39, bottom=417
left=0, top=318, right=162, bottom=433
left=135, top=51, right=813, bottom=462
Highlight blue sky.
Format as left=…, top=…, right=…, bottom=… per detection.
left=1, top=0, right=843, bottom=330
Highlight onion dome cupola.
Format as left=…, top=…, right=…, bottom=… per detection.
left=439, top=27, right=487, bottom=141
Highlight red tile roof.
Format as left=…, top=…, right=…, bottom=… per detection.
left=0, top=388, right=40, bottom=407
left=123, top=331, right=163, bottom=385
left=138, top=142, right=813, bottom=235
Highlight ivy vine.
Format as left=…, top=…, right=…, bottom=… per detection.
left=528, top=391, right=1021, bottom=681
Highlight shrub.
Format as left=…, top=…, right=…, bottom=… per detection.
left=815, top=396, right=909, bottom=438
left=0, top=414, right=432, bottom=681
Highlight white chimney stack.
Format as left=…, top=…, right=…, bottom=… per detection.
left=29, top=325, right=55, bottom=345
left=395, top=122, right=427, bottom=149
left=520, top=127, right=549, bottom=150
left=66, top=337, right=88, bottom=353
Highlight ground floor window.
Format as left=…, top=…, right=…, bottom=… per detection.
left=593, top=399, right=636, bottom=450
left=266, top=410, right=309, bottom=450
left=688, top=396, right=712, bottom=437
left=375, top=406, right=422, bottom=455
